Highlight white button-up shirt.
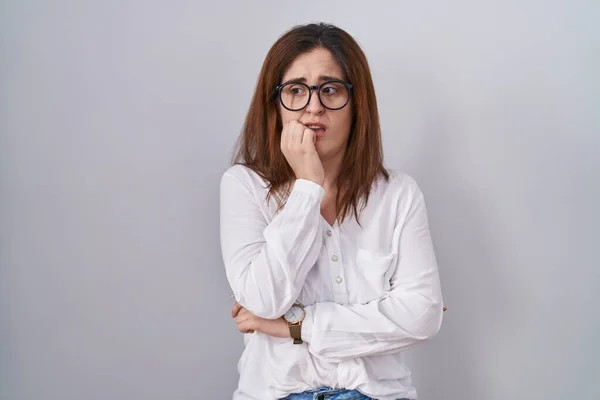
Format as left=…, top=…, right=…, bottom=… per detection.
left=220, top=165, right=444, bottom=400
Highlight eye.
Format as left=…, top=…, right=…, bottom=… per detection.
left=321, top=84, right=339, bottom=95
left=284, top=84, right=306, bottom=96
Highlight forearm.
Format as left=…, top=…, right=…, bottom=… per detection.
left=229, top=220, right=323, bottom=319
left=221, top=174, right=325, bottom=319
left=301, top=289, right=443, bottom=362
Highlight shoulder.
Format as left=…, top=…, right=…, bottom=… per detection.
left=380, top=169, right=424, bottom=199
left=221, top=164, right=269, bottom=190
left=373, top=170, right=429, bottom=220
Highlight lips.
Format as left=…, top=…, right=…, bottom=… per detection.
left=304, top=122, right=327, bottom=137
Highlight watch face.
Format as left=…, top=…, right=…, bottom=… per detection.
left=284, top=305, right=304, bottom=324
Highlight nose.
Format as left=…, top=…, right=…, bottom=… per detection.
left=305, top=88, right=324, bottom=115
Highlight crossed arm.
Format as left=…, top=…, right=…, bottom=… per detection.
left=220, top=170, right=444, bottom=361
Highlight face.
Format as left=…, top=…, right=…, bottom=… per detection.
left=278, top=47, right=353, bottom=161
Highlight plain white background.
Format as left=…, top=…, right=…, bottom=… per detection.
left=1, top=1, right=598, bottom=399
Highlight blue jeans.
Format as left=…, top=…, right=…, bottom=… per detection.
left=280, top=386, right=410, bottom=400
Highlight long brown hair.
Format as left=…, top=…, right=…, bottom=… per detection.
left=233, top=22, right=388, bottom=223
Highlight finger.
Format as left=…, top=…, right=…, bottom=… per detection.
left=231, top=302, right=243, bottom=318
left=301, top=127, right=316, bottom=146
left=238, top=319, right=257, bottom=334
left=237, top=322, right=250, bottom=334
left=290, top=121, right=304, bottom=147
left=237, top=316, right=253, bottom=329
left=235, top=309, right=251, bottom=324
left=238, top=324, right=254, bottom=334
left=282, top=120, right=300, bottom=152
left=231, top=302, right=241, bottom=318
left=280, top=121, right=290, bottom=150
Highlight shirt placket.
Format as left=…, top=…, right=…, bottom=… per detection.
left=324, top=225, right=348, bottom=304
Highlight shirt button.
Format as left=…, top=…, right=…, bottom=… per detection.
left=336, top=276, right=343, bottom=283
left=326, top=230, right=332, bottom=236
left=332, top=255, right=338, bottom=262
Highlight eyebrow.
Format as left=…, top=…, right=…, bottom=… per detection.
left=281, top=75, right=344, bottom=86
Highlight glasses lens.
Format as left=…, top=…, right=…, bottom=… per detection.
left=319, top=81, right=349, bottom=110
left=280, top=83, right=310, bottom=111
left=279, top=81, right=350, bottom=110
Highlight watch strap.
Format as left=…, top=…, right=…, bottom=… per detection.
left=289, top=323, right=303, bottom=344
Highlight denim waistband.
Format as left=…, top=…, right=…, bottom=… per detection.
left=281, top=386, right=371, bottom=400
left=280, top=386, right=409, bottom=400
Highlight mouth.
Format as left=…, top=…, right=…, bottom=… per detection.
left=304, top=122, right=327, bottom=137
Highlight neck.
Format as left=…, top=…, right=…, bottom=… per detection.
left=321, top=151, right=344, bottom=191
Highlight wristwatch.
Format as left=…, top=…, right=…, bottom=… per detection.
left=283, top=303, right=306, bottom=344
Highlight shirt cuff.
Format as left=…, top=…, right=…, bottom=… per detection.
left=301, top=304, right=314, bottom=343
left=292, top=179, right=325, bottom=199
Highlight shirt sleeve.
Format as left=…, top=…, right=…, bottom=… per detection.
left=220, top=169, right=325, bottom=319
left=300, top=187, right=443, bottom=362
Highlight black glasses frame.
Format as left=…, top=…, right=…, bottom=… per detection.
left=275, top=79, right=353, bottom=111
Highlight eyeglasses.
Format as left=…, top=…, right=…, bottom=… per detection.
left=275, top=79, right=353, bottom=111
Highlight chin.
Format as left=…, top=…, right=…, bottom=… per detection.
left=315, top=142, right=328, bottom=156
left=316, top=147, right=339, bottom=161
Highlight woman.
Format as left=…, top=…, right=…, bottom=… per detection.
left=220, top=22, right=443, bottom=400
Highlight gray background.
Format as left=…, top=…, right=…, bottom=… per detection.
left=1, top=1, right=599, bottom=399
